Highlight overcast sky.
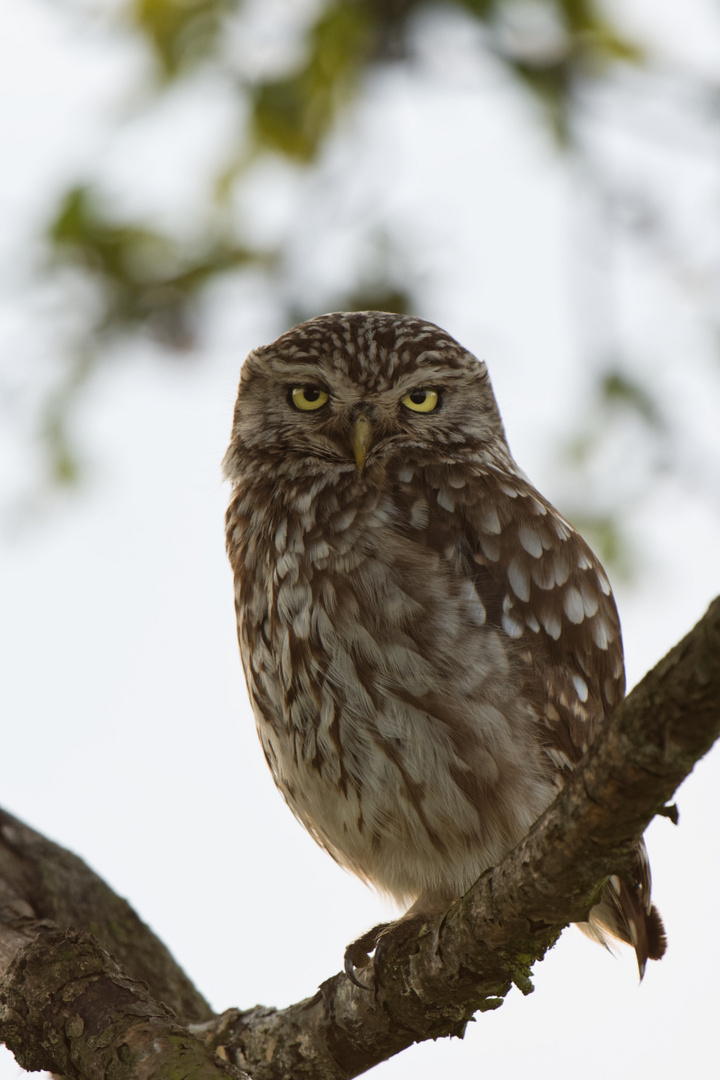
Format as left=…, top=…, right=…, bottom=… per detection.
left=2, top=3, right=720, bottom=1078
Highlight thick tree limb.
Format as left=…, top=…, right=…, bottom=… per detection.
left=0, top=810, right=212, bottom=1023
left=0, top=926, right=247, bottom=1080
left=2, top=597, right=719, bottom=1080
left=0, top=813, right=244, bottom=1078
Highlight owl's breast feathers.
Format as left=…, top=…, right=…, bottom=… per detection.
left=226, top=460, right=625, bottom=901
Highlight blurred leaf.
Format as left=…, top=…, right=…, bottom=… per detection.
left=495, top=1, right=643, bottom=140
left=600, top=369, right=664, bottom=429
left=41, top=352, right=95, bottom=489
left=340, top=287, right=411, bottom=314
left=513, top=61, right=571, bottom=139
left=51, top=187, right=175, bottom=284
left=290, top=286, right=411, bottom=328
left=131, top=0, right=235, bottom=78
left=251, top=1, right=374, bottom=161
left=49, top=187, right=268, bottom=347
left=455, top=0, right=496, bottom=18
left=558, top=0, right=643, bottom=62
left=29, top=0, right=658, bottom=505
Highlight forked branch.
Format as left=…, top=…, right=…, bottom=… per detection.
left=2, top=597, right=719, bottom=1080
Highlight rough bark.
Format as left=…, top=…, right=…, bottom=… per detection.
left=0, top=810, right=212, bottom=1024
left=1, top=596, right=719, bottom=1080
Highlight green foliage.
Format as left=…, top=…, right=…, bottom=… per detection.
left=455, top=0, right=496, bottom=17
left=41, top=352, right=94, bottom=488
left=49, top=0, right=646, bottom=347
left=341, top=286, right=411, bottom=316
left=600, top=369, right=663, bottom=429
left=565, top=366, right=665, bottom=465
left=49, top=187, right=261, bottom=346
left=251, top=1, right=374, bottom=161
left=497, top=0, right=642, bottom=139
left=131, top=0, right=236, bottom=77
left=35, top=0, right=657, bottom=522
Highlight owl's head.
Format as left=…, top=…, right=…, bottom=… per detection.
left=224, top=311, right=509, bottom=483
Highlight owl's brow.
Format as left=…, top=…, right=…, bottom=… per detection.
left=396, top=365, right=476, bottom=388
left=264, top=359, right=329, bottom=384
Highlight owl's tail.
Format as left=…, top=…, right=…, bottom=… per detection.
left=579, top=840, right=667, bottom=978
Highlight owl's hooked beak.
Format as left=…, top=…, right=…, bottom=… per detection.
left=351, top=416, right=373, bottom=471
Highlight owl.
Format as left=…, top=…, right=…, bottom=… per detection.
left=223, top=311, right=666, bottom=977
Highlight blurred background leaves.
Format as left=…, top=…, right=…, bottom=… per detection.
left=4, top=0, right=720, bottom=571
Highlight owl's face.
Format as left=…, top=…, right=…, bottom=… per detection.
left=224, top=311, right=508, bottom=481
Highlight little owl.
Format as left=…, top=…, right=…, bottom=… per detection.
left=224, top=311, right=666, bottom=977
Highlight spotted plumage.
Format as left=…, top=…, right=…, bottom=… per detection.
left=224, top=310, right=666, bottom=975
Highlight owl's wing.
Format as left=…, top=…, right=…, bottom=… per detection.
left=442, top=463, right=665, bottom=974
left=457, top=466, right=624, bottom=774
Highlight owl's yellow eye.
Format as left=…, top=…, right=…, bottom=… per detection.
left=291, top=386, right=329, bottom=411
left=401, top=389, right=439, bottom=413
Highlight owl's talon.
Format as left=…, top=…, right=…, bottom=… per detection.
left=344, top=922, right=390, bottom=990
left=344, top=953, right=371, bottom=990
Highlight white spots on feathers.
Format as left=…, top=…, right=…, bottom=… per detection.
left=531, top=560, right=555, bottom=590
left=274, top=518, right=288, bottom=553
left=332, top=507, right=357, bottom=532
left=591, top=616, right=613, bottom=650
left=502, top=612, right=525, bottom=639
left=579, top=580, right=599, bottom=617
left=596, top=568, right=612, bottom=596
left=479, top=535, right=501, bottom=562
left=563, top=586, right=585, bottom=624
left=507, top=558, right=531, bottom=602
left=462, top=581, right=487, bottom=626
left=577, top=549, right=593, bottom=570
left=471, top=499, right=619, bottom=668
left=518, top=524, right=544, bottom=558
left=540, top=607, right=562, bottom=641
left=481, top=505, right=502, bottom=534
left=545, top=746, right=574, bottom=771
left=293, top=489, right=314, bottom=514
left=397, top=466, right=414, bottom=483
left=274, top=551, right=300, bottom=583
left=293, top=606, right=312, bottom=639
left=280, top=628, right=293, bottom=688
left=436, top=489, right=455, bottom=512
left=307, top=538, right=330, bottom=564
left=276, top=579, right=312, bottom=628
left=572, top=674, right=589, bottom=703
left=501, top=594, right=525, bottom=639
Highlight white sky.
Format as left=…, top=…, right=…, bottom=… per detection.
left=1, top=3, right=720, bottom=1079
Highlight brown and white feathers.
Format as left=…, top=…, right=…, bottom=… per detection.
left=224, top=310, right=666, bottom=975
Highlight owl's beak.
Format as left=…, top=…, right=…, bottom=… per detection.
left=352, top=416, right=373, bottom=471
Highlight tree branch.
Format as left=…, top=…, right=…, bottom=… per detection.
left=2, top=597, right=719, bottom=1080
left=0, top=808, right=212, bottom=1023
